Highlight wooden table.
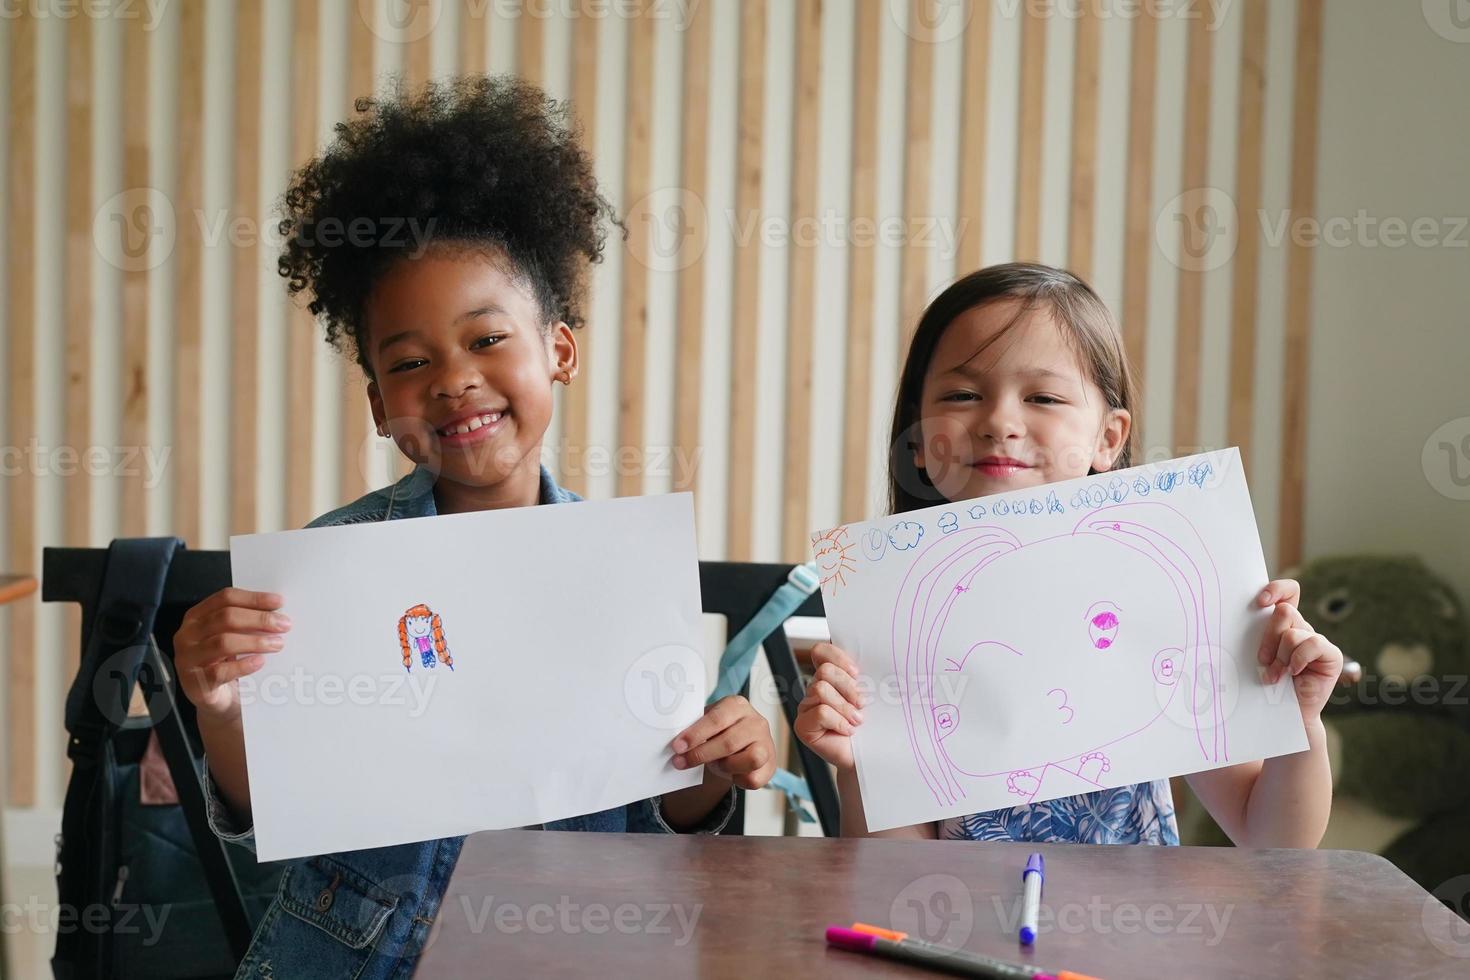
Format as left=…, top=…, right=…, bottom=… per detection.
left=414, top=832, right=1470, bottom=979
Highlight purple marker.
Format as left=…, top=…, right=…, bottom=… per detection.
left=1020, top=852, right=1044, bottom=945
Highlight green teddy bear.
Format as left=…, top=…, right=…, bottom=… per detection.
left=1182, top=555, right=1470, bottom=896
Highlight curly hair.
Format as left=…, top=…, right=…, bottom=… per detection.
left=276, top=74, right=619, bottom=376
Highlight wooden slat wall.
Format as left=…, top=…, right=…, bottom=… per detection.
left=671, top=2, right=710, bottom=496
left=726, top=0, right=766, bottom=561
left=119, top=13, right=149, bottom=538
left=175, top=6, right=203, bottom=549
left=1013, top=4, right=1046, bottom=263
left=1067, top=8, right=1099, bottom=280
left=287, top=0, right=320, bottom=530
left=897, top=2, right=934, bottom=351
left=780, top=1, right=822, bottom=561
left=230, top=0, right=263, bottom=536
left=341, top=2, right=377, bottom=504
left=1170, top=13, right=1214, bottom=455
left=460, top=0, right=488, bottom=75
left=517, top=9, right=543, bottom=86
left=955, top=0, right=990, bottom=273
left=0, top=1, right=1340, bottom=810
left=1279, top=0, right=1325, bottom=569
left=615, top=13, right=655, bottom=499
left=1120, top=11, right=1158, bottom=447
left=558, top=13, right=597, bottom=497
left=61, top=11, right=92, bottom=758
left=838, top=0, right=882, bottom=525
left=1228, top=0, right=1269, bottom=474
left=6, top=12, right=37, bottom=805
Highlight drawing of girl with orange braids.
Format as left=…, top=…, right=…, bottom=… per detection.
left=398, top=604, right=454, bottom=672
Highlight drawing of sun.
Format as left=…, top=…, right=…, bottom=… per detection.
left=811, top=527, right=859, bottom=597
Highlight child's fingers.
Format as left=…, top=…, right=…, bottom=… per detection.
left=197, top=631, right=286, bottom=667
left=810, top=642, right=860, bottom=677
left=811, top=661, right=866, bottom=708
left=705, top=732, right=774, bottom=778
left=808, top=676, right=863, bottom=726
left=1256, top=602, right=1307, bottom=665
left=1288, top=635, right=1342, bottom=679
left=670, top=695, right=749, bottom=754
left=800, top=701, right=854, bottom=739
left=1257, top=579, right=1301, bottom=610
left=190, top=588, right=285, bottom=623
left=208, top=605, right=292, bottom=635
left=674, top=717, right=759, bottom=770
left=1266, top=627, right=1317, bottom=683
left=710, top=745, right=777, bottom=789
left=203, top=655, right=266, bottom=687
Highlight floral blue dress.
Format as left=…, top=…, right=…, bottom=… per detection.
left=939, top=780, right=1180, bottom=844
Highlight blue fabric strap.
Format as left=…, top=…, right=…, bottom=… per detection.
left=708, top=562, right=821, bottom=703
left=707, top=562, right=822, bottom=823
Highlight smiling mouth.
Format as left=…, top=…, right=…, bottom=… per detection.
left=436, top=412, right=504, bottom=437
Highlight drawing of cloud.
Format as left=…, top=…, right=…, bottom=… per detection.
left=1133, top=476, right=1151, bottom=497
left=938, top=512, right=959, bottom=534
left=968, top=503, right=987, bottom=520
left=889, top=521, right=925, bottom=551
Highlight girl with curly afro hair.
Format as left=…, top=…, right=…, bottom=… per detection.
left=173, top=76, right=781, bottom=978
left=274, top=73, right=619, bottom=513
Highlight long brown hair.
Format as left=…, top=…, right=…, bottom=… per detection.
left=887, top=262, right=1138, bottom=515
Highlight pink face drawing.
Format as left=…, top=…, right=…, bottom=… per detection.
left=892, top=503, right=1223, bottom=808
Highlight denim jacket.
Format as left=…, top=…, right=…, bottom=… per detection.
left=204, top=464, right=734, bottom=979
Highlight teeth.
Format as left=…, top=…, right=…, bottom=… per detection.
left=441, top=413, right=501, bottom=436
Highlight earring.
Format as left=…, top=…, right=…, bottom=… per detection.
left=557, top=371, right=572, bottom=385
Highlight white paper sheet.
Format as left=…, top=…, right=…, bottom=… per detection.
left=812, top=449, right=1309, bottom=833
left=229, top=493, right=706, bottom=861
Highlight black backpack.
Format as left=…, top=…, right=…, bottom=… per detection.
left=50, top=538, right=284, bottom=979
